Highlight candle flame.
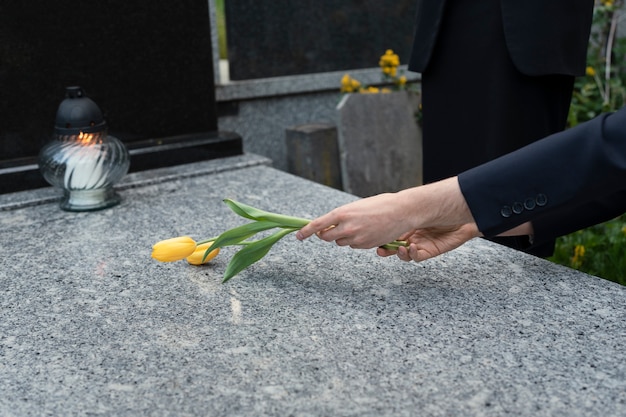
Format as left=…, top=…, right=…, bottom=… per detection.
left=78, top=131, right=95, bottom=144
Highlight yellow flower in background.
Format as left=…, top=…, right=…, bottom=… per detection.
left=601, top=0, right=614, bottom=7
left=586, top=66, right=596, bottom=77
left=379, top=49, right=400, bottom=69
left=574, top=244, right=586, bottom=258
left=186, top=241, right=220, bottom=265
left=571, top=244, right=586, bottom=268
left=341, top=74, right=362, bottom=93
left=362, top=86, right=380, bottom=94
left=341, top=49, right=411, bottom=94
left=341, top=74, right=352, bottom=90
left=152, top=236, right=197, bottom=262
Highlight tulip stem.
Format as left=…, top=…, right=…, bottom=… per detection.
left=197, top=236, right=219, bottom=245
left=379, top=240, right=409, bottom=250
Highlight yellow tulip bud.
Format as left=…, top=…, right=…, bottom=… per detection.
left=151, top=236, right=197, bottom=262
left=186, top=242, right=220, bottom=265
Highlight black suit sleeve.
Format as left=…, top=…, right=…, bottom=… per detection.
left=530, top=190, right=626, bottom=246
left=458, top=106, right=626, bottom=238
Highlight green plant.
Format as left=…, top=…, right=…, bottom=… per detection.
left=550, top=1, right=626, bottom=285
left=550, top=214, right=626, bottom=285
left=216, top=0, right=228, bottom=59
left=568, top=0, right=626, bottom=126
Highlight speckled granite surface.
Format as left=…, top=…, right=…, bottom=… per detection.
left=1, top=155, right=625, bottom=416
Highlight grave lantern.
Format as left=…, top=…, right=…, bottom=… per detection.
left=38, top=86, right=130, bottom=211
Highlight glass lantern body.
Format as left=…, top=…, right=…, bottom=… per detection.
left=39, top=130, right=130, bottom=211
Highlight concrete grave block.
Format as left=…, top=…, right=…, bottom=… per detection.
left=285, top=123, right=343, bottom=190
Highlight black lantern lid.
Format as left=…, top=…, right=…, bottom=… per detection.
left=54, top=86, right=107, bottom=135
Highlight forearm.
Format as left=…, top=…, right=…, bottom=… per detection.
left=296, top=176, right=480, bottom=248
left=398, top=177, right=477, bottom=230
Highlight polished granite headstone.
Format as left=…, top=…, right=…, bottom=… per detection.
left=0, top=1, right=240, bottom=193
left=225, top=0, right=416, bottom=80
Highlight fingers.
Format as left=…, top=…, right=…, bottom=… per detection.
left=377, top=244, right=428, bottom=263
left=296, top=215, right=337, bottom=241
left=397, top=246, right=413, bottom=262
left=376, top=247, right=397, bottom=257
left=376, top=245, right=413, bottom=262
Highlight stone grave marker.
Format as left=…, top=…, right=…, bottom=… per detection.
left=336, top=91, right=422, bottom=197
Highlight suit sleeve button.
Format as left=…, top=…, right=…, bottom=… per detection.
left=524, top=198, right=536, bottom=210
left=512, top=202, right=524, bottom=214
left=536, top=194, right=548, bottom=206
left=501, top=206, right=513, bottom=218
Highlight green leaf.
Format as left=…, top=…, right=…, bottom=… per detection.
left=223, top=199, right=310, bottom=228
left=222, top=227, right=297, bottom=283
left=203, top=220, right=282, bottom=261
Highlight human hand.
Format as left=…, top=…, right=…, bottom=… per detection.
left=376, top=224, right=480, bottom=262
left=296, top=177, right=477, bottom=255
left=295, top=192, right=414, bottom=249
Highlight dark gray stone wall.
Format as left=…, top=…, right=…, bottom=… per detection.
left=225, top=0, right=416, bottom=80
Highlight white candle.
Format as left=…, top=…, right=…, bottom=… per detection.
left=63, top=133, right=105, bottom=190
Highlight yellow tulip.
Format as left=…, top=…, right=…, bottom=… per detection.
left=586, top=66, right=596, bottom=77
left=186, top=242, right=220, bottom=265
left=151, top=236, right=197, bottom=262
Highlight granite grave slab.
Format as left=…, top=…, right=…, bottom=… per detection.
left=0, top=155, right=624, bottom=416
